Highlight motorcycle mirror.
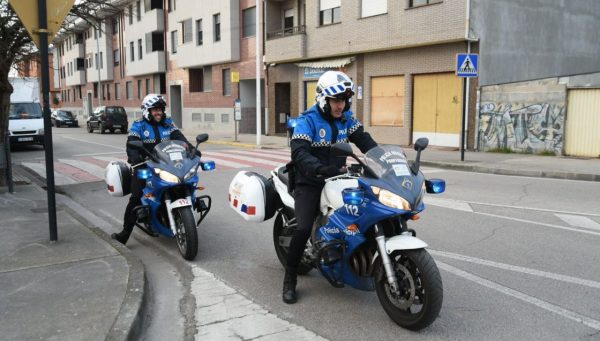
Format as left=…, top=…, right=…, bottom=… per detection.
left=196, top=133, right=209, bottom=144
left=414, top=137, right=429, bottom=152
left=331, top=143, right=354, bottom=157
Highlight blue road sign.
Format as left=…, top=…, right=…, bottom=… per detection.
left=456, top=53, right=478, bottom=77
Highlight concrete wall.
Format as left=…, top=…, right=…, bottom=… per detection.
left=478, top=79, right=566, bottom=154
left=471, top=0, right=600, bottom=86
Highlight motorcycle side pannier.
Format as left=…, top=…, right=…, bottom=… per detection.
left=229, top=171, right=279, bottom=222
left=105, top=161, right=132, bottom=197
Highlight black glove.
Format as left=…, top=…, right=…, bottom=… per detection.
left=317, top=165, right=344, bottom=177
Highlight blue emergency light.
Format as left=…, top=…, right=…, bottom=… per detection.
left=137, top=168, right=153, bottom=180
left=202, top=161, right=216, bottom=171
left=342, top=188, right=364, bottom=205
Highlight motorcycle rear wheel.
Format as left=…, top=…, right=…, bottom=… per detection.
left=273, top=211, right=313, bottom=275
left=174, top=207, right=198, bottom=261
left=375, top=249, right=443, bottom=331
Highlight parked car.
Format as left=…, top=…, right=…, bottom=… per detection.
left=51, top=110, right=79, bottom=127
left=87, top=106, right=128, bottom=134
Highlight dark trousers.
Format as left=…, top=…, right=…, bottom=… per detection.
left=122, top=175, right=147, bottom=230
left=286, top=184, right=323, bottom=268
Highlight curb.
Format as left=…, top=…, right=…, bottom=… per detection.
left=421, top=161, right=600, bottom=182
left=60, top=199, right=148, bottom=341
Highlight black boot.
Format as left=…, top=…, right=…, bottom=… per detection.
left=282, top=267, right=298, bottom=304
left=111, top=225, right=133, bottom=245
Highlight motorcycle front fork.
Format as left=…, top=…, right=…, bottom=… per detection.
left=374, top=218, right=411, bottom=295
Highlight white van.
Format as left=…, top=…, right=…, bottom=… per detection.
left=8, top=78, right=45, bottom=149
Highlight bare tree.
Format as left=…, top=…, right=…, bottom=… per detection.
left=0, top=0, right=119, bottom=186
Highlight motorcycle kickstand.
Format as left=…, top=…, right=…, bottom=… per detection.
left=374, top=224, right=400, bottom=295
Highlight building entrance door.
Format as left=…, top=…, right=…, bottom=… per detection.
left=169, top=85, right=182, bottom=128
left=275, top=83, right=290, bottom=134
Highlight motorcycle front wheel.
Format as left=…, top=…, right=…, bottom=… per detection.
left=273, top=211, right=313, bottom=275
left=174, top=207, right=198, bottom=261
left=375, top=249, right=443, bottom=331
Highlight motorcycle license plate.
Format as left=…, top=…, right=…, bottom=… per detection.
left=113, top=125, right=121, bottom=128
left=18, top=137, right=34, bottom=142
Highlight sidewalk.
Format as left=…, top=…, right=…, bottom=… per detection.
left=0, top=183, right=145, bottom=340
left=195, top=131, right=600, bottom=182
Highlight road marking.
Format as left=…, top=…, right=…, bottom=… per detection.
left=424, top=197, right=474, bottom=212
left=437, top=261, right=600, bottom=330
left=430, top=250, right=600, bottom=289
left=462, top=200, right=600, bottom=218
left=555, top=214, right=600, bottom=231
left=225, top=149, right=291, bottom=162
left=475, top=211, right=600, bottom=237
left=73, top=151, right=125, bottom=157
left=93, top=155, right=127, bottom=163
left=61, top=135, right=123, bottom=150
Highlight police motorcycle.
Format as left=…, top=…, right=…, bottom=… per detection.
left=106, top=134, right=214, bottom=260
left=228, top=138, right=445, bottom=330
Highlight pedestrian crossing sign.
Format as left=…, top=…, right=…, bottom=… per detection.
left=456, top=53, right=478, bottom=77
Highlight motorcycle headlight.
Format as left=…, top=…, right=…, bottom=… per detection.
left=155, top=168, right=180, bottom=183
left=371, top=186, right=411, bottom=211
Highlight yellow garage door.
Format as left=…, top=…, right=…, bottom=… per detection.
left=565, top=89, right=600, bottom=157
left=413, top=73, right=463, bottom=147
left=305, top=81, right=318, bottom=111
left=371, top=75, right=405, bottom=126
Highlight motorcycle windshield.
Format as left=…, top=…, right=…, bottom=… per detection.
left=363, top=145, right=410, bottom=179
left=152, top=140, right=197, bottom=177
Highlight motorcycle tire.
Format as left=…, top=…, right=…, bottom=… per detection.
left=273, top=211, right=313, bottom=275
left=374, top=249, right=443, bottom=331
left=174, top=207, right=198, bottom=261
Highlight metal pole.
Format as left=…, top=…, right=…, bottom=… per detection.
left=38, top=0, right=58, bottom=241
left=460, top=77, right=467, bottom=161
left=255, top=0, right=261, bottom=146
left=464, top=41, right=472, bottom=155
left=6, top=134, right=13, bottom=193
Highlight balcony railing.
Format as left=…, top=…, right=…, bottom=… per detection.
left=266, top=25, right=305, bottom=40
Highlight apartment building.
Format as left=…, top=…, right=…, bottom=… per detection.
left=54, top=0, right=264, bottom=136
left=265, top=0, right=472, bottom=148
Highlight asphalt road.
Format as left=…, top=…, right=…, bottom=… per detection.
left=12, top=127, right=600, bottom=340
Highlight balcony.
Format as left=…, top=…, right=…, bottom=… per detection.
left=66, top=70, right=86, bottom=86
left=265, top=25, right=306, bottom=63
left=126, top=50, right=165, bottom=77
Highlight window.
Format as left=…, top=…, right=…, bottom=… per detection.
left=362, top=0, right=387, bottom=17
left=98, top=24, right=102, bottom=38
left=213, top=14, right=220, bottom=42
left=93, top=82, right=98, bottom=98
left=94, top=53, right=98, bottom=69
left=222, top=68, right=231, bottom=96
left=130, top=42, right=135, bottom=61
left=204, top=113, right=215, bottom=122
left=146, top=31, right=164, bottom=52
left=409, top=0, right=439, bottom=7
left=146, top=79, right=150, bottom=95
left=168, top=0, right=175, bottom=12
left=192, top=113, right=202, bottom=121
left=76, top=58, right=85, bottom=71
left=126, top=81, right=133, bottom=99
left=99, top=52, right=103, bottom=69
left=136, top=1, right=141, bottom=21
left=115, top=83, right=121, bottom=100
left=284, top=9, right=294, bottom=32
left=144, top=0, right=162, bottom=11
left=138, top=39, right=143, bottom=60
left=242, top=7, right=256, bottom=38
left=138, top=79, right=143, bottom=99
left=113, top=49, right=120, bottom=66
left=189, top=66, right=212, bottom=92
left=370, top=75, right=405, bottom=126
left=221, top=113, right=229, bottom=123
left=196, top=19, right=203, bottom=45
left=129, top=5, right=133, bottom=25
left=171, top=30, right=178, bottom=54
left=319, top=0, right=341, bottom=25
left=182, top=19, right=192, bottom=43
left=111, top=18, right=118, bottom=34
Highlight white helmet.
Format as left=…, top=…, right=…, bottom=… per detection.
left=141, top=94, right=167, bottom=122
left=316, top=71, right=355, bottom=114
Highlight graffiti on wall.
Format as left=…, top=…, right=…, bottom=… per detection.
left=478, top=102, right=564, bottom=153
